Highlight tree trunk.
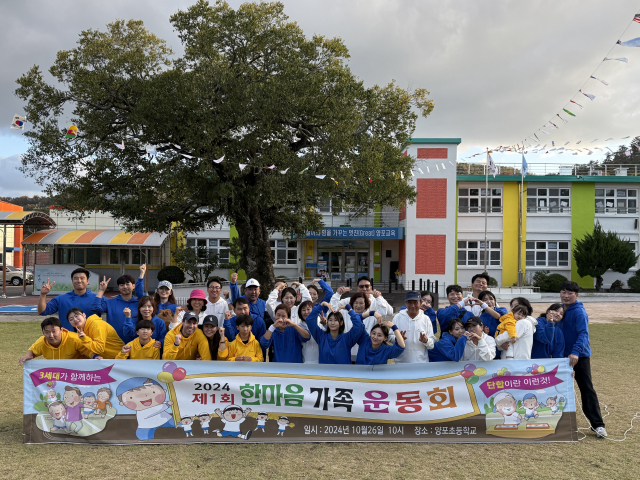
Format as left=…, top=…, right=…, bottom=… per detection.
left=234, top=205, right=276, bottom=299
left=595, top=275, right=603, bottom=292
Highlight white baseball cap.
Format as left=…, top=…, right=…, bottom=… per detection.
left=246, top=278, right=260, bottom=287
left=493, top=392, right=515, bottom=404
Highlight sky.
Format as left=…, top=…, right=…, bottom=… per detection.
left=2, top=0, right=640, bottom=196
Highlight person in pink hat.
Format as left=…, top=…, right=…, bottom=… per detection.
left=170, top=289, right=208, bottom=329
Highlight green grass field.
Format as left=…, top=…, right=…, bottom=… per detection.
left=1, top=321, right=639, bottom=480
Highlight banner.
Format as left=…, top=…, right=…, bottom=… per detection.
left=23, top=359, right=577, bottom=444
left=34, top=265, right=100, bottom=295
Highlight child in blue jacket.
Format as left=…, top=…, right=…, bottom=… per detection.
left=531, top=303, right=565, bottom=359
left=259, top=304, right=310, bottom=363
left=355, top=319, right=405, bottom=365
left=428, top=318, right=468, bottom=362
left=557, top=281, right=606, bottom=438
left=305, top=302, right=363, bottom=365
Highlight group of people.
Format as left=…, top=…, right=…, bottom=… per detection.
left=19, top=269, right=607, bottom=438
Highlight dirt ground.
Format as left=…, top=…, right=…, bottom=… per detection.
left=530, top=302, right=640, bottom=323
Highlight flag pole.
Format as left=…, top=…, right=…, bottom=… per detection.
left=518, top=146, right=524, bottom=287
left=484, top=148, right=489, bottom=273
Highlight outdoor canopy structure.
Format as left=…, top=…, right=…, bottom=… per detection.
left=0, top=211, right=56, bottom=297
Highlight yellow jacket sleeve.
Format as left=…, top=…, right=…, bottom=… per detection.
left=115, top=350, right=130, bottom=360
left=29, top=337, right=45, bottom=357
left=251, top=340, right=264, bottom=362
left=217, top=345, right=230, bottom=360
left=162, top=330, right=179, bottom=360
left=73, top=335, right=95, bottom=358
left=81, top=319, right=108, bottom=355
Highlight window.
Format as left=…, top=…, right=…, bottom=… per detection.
left=208, top=239, right=230, bottom=263
left=270, top=240, right=298, bottom=265
left=110, top=249, right=118, bottom=264
left=526, top=241, right=570, bottom=267
left=458, top=188, right=502, bottom=213
left=595, top=188, right=638, bottom=214
left=86, top=248, right=101, bottom=264
left=527, top=187, right=570, bottom=213
left=132, top=249, right=151, bottom=265
left=60, top=248, right=73, bottom=264
left=110, top=249, right=129, bottom=265
left=74, top=248, right=85, bottom=264
left=457, top=241, right=501, bottom=266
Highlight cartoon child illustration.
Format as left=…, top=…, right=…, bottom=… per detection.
left=62, top=386, right=85, bottom=433
left=493, top=392, right=522, bottom=425
left=255, top=412, right=269, bottom=432
left=198, top=413, right=212, bottom=435
left=48, top=401, right=68, bottom=433
left=522, top=393, right=540, bottom=421
left=96, top=388, right=113, bottom=419
left=276, top=416, right=291, bottom=436
left=44, top=389, right=58, bottom=405
left=212, top=404, right=253, bottom=440
left=546, top=396, right=560, bottom=414
left=116, top=378, right=175, bottom=441
left=82, top=392, right=97, bottom=419
left=178, top=417, right=195, bottom=437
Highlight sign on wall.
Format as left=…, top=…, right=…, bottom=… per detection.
left=23, top=359, right=576, bottom=444
left=34, top=265, right=100, bottom=295
left=303, top=228, right=403, bottom=240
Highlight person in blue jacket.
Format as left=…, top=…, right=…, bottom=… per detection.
left=305, top=302, right=364, bottom=365
left=428, top=318, right=469, bottom=362
left=259, top=304, right=310, bottom=363
left=91, top=268, right=146, bottom=342
left=355, top=318, right=406, bottom=365
left=37, top=267, right=97, bottom=331
left=123, top=296, right=167, bottom=346
left=222, top=297, right=267, bottom=360
left=435, top=285, right=468, bottom=332
left=229, top=273, right=273, bottom=328
left=531, top=303, right=565, bottom=359
left=136, top=264, right=179, bottom=314
left=556, top=281, right=607, bottom=438
left=475, top=291, right=507, bottom=337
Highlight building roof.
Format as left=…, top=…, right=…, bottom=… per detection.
left=22, top=229, right=167, bottom=247
left=0, top=211, right=56, bottom=227
left=411, top=138, right=462, bottom=145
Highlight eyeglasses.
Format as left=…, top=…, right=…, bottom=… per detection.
left=208, top=286, right=221, bottom=290
left=359, top=284, right=372, bottom=289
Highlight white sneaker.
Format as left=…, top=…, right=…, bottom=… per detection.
left=594, top=427, right=608, bottom=438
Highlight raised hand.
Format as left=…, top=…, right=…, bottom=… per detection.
left=319, top=313, right=327, bottom=326
left=224, top=310, right=233, bottom=320
left=40, top=278, right=56, bottom=295
left=175, top=306, right=183, bottom=316
left=139, top=264, right=147, bottom=279
left=153, top=341, right=162, bottom=349
left=231, top=272, right=238, bottom=284
left=400, top=330, right=408, bottom=341
left=123, top=308, right=131, bottom=318
left=419, top=332, right=430, bottom=343
left=219, top=327, right=225, bottom=339
left=223, top=290, right=230, bottom=300
left=373, top=312, right=383, bottom=323
left=99, top=276, right=111, bottom=293
left=320, top=301, right=334, bottom=312
left=372, top=289, right=382, bottom=298
left=174, top=334, right=182, bottom=346
left=483, top=326, right=490, bottom=335
left=121, top=345, right=132, bottom=354
left=382, top=320, right=394, bottom=328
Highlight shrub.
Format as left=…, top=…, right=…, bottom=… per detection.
left=609, top=279, right=625, bottom=292
left=532, top=270, right=568, bottom=293
left=488, top=276, right=498, bottom=287
left=157, top=266, right=185, bottom=285
left=628, top=271, right=640, bottom=293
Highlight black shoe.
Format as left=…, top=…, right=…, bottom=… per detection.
left=245, top=429, right=252, bottom=440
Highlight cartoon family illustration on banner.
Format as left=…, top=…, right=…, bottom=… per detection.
left=25, top=359, right=572, bottom=443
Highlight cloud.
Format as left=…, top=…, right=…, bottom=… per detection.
left=0, top=155, right=46, bottom=197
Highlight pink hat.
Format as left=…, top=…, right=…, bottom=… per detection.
left=188, top=288, right=208, bottom=305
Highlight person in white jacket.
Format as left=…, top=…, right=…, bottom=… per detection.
left=495, top=315, right=537, bottom=360
left=392, top=291, right=435, bottom=364
left=331, top=277, right=394, bottom=319
left=204, top=279, right=229, bottom=327
left=461, top=316, right=496, bottom=362
left=267, top=282, right=311, bottom=325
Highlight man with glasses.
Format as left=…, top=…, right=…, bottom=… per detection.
left=205, top=278, right=230, bottom=327
left=331, top=276, right=394, bottom=318
left=38, top=267, right=97, bottom=331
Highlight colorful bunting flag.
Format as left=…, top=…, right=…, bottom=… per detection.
left=541, top=129, right=550, bottom=135
left=239, top=164, right=247, bottom=171
left=181, top=154, right=194, bottom=159
left=625, top=150, right=632, bottom=156
left=564, top=141, right=570, bottom=145
left=331, top=177, right=338, bottom=185
left=605, top=138, right=613, bottom=141
left=634, top=14, right=640, bottom=23
left=487, top=153, right=497, bottom=178
left=280, top=168, right=289, bottom=174
left=299, top=167, right=309, bottom=174
left=173, top=144, right=181, bottom=149
left=592, top=139, right=598, bottom=143
left=617, top=37, right=640, bottom=47
left=115, top=140, right=125, bottom=150
left=549, top=121, right=559, bottom=129
left=557, top=114, right=568, bottom=124
left=426, top=166, right=430, bottom=173
left=580, top=90, right=595, bottom=101
left=10, top=114, right=25, bottom=130
left=622, top=136, right=630, bottom=139
left=368, top=178, right=372, bottom=183
left=214, top=155, right=224, bottom=164
left=590, top=75, right=609, bottom=86
left=65, top=125, right=78, bottom=139
left=264, top=165, right=276, bottom=169
left=146, top=148, right=157, bottom=157
left=603, top=57, right=628, bottom=63
left=417, top=168, right=424, bottom=174
left=576, top=141, right=581, bottom=144
left=315, top=175, right=326, bottom=179
left=563, top=109, right=576, bottom=117
left=570, top=100, right=583, bottom=109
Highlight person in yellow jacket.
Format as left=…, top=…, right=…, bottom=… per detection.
left=218, top=314, right=264, bottom=362
left=116, top=319, right=161, bottom=360
left=19, top=317, right=91, bottom=363
left=163, top=312, right=212, bottom=360
left=67, top=308, right=124, bottom=359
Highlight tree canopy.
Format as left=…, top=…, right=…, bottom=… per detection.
left=573, top=222, right=638, bottom=291
left=15, top=0, right=433, bottom=289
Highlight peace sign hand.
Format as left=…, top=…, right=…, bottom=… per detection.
left=99, top=276, right=111, bottom=293
left=40, top=278, right=56, bottom=295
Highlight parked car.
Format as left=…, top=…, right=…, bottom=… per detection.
left=3, top=266, right=34, bottom=286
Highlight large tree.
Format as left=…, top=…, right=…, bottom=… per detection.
left=15, top=0, right=432, bottom=291
left=573, top=222, right=638, bottom=291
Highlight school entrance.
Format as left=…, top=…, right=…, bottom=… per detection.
left=317, top=240, right=370, bottom=282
